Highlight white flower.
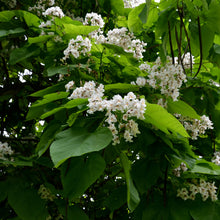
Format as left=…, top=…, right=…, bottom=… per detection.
left=0, top=142, right=13, bottom=160
left=105, top=27, right=147, bottom=59
left=38, top=185, right=56, bottom=201
left=123, top=0, right=146, bottom=8
left=139, top=56, right=187, bottom=101
left=68, top=81, right=146, bottom=145
left=173, top=162, right=188, bottom=177
left=84, top=12, right=105, bottom=28
left=177, top=188, right=189, bottom=200
left=136, top=77, right=146, bottom=87
left=176, top=114, right=213, bottom=140
left=63, top=36, right=92, bottom=60
left=177, top=179, right=218, bottom=202
left=212, top=151, right=220, bottom=165
left=175, top=52, right=195, bottom=69
left=65, top=81, right=75, bottom=92
left=43, top=6, right=65, bottom=18
left=139, top=63, right=151, bottom=72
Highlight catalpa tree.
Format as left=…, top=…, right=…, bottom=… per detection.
left=1, top=0, right=220, bottom=219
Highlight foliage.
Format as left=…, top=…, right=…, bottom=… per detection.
left=0, top=0, right=220, bottom=219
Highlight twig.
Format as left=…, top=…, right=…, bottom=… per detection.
left=1, top=137, right=39, bottom=142
left=175, top=26, right=186, bottom=75
left=65, top=198, right=69, bottom=220
left=168, top=21, right=175, bottom=65
left=178, top=10, right=193, bottom=75
left=193, top=17, right=203, bottom=78
left=163, top=165, right=169, bottom=207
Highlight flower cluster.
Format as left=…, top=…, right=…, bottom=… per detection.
left=88, top=26, right=146, bottom=59
left=68, top=81, right=104, bottom=100
left=0, top=142, right=13, bottom=160
left=88, top=92, right=146, bottom=144
left=157, top=98, right=167, bottom=108
left=176, top=114, right=214, bottom=140
left=83, top=12, right=106, bottom=44
left=65, top=11, right=84, bottom=23
left=175, top=52, right=195, bottom=69
left=106, top=27, right=147, bottom=59
left=139, top=56, right=187, bottom=101
left=123, top=0, right=146, bottom=8
left=131, top=77, right=146, bottom=87
left=84, top=12, right=105, bottom=29
left=39, top=20, right=52, bottom=28
left=63, top=35, right=92, bottom=60
left=38, top=185, right=56, bottom=201
left=2, top=0, right=17, bottom=8
left=65, top=80, right=75, bottom=92
left=66, top=81, right=146, bottom=145
left=212, top=151, right=220, bottom=165
left=42, top=6, right=65, bottom=18
left=173, top=162, right=188, bottom=177
left=177, top=179, right=218, bottom=201
left=28, top=0, right=55, bottom=16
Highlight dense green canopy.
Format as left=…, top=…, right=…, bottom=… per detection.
left=0, top=0, right=220, bottom=219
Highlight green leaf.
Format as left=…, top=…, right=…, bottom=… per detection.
left=36, top=120, right=61, bottom=156
left=0, top=27, right=25, bottom=38
left=167, top=99, right=200, bottom=119
left=0, top=181, right=8, bottom=202
left=0, top=10, right=16, bottom=22
left=190, top=200, right=220, bottom=220
left=21, top=11, right=40, bottom=27
left=143, top=3, right=159, bottom=29
left=40, top=99, right=88, bottom=119
left=67, top=112, right=79, bottom=127
left=67, top=205, right=89, bottom=220
left=105, top=83, right=139, bottom=93
left=28, top=35, right=53, bottom=44
left=104, top=186, right=127, bottom=211
left=61, top=153, right=105, bottom=199
left=103, top=43, right=131, bottom=55
left=144, top=102, right=189, bottom=137
left=139, top=3, right=148, bottom=24
left=59, top=205, right=89, bottom=220
left=110, top=0, right=124, bottom=15
left=206, top=0, right=220, bottom=35
left=128, top=4, right=145, bottom=33
left=32, top=92, right=69, bottom=107
left=64, top=98, right=88, bottom=108
left=40, top=107, right=65, bottom=119
left=120, top=152, right=140, bottom=212
left=0, top=10, right=40, bottom=26
left=169, top=198, right=192, bottom=220
left=0, top=158, right=33, bottom=167
left=50, top=127, right=112, bottom=167
left=63, top=24, right=99, bottom=40
left=30, top=82, right=66, bottom=97
left=190, top=23, right=214, bottom=58
left=190, top=159, right=220, bottom=175
left=47, top=64, right=88, bottom=76
left=122, top=66, right=142, bottom=80
left=26, top=105, right=47, bottom=121
left=8, top=180, right=48, bottom=220
left=214, top=44, right=220, bottom=54
left=132, top=158, right=161, bottom=194
left=9, top=45, right=41, bottom=65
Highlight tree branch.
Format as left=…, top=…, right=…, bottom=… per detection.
left=175, top=25, right=186, bottom=74
left=194, top=16, right=203, bottom=78
left=168, top=21, right=175, bottom=65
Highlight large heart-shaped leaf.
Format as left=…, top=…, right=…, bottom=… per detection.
left=61, top=153, right=105, bottom=199
left=144, top=102, right=189, bottom=137
left=50, top=127, right=112, bottom=167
